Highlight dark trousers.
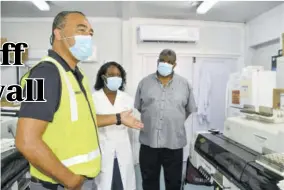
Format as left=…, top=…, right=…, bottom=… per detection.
left=111, top=158, right=124, bottom=190
left=139, top=144, right=183, bottom=190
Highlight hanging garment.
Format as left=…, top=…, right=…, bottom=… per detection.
left=197, top=69, right=211, bottom=125
left=92, top=89, right=136, bottom=190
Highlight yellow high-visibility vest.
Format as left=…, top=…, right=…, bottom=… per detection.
left=20, top=56, right=101, bottom=184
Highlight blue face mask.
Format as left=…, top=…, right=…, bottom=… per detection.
left=157, top=62, right=173, bottom=76
left=105, top=77, right=122, bottom=91
left=69, top=35, right=93, bottom=61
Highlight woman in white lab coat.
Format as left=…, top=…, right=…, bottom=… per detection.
left=93, top=62, right=137, bottom=190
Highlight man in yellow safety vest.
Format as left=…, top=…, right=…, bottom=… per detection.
left=16, top=11, right=143, bottom=190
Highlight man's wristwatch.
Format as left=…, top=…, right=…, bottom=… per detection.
left=116, top=113, right=121, bottom=125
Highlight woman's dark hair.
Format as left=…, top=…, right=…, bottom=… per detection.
left=94, top=61, right=126, bottom=91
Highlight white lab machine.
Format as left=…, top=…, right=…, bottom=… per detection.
left=191, top=67, right=283, bottom=189
left=190, top=115, right=284, bottom=190
left=224, top=116, right=284, bottom=158
left=1, top=116, right=30, bottom=190
left=189, top=61, right=283, bottom=190
left=226, top=66, right=276, bottom=118
left=1, top=116, right=18, bottom=139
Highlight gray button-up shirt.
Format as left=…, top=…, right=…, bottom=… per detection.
left=134, top=73, right=197, bottom=149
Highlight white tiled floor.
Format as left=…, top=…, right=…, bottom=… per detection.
left=135, top=164, right=213, bottom=190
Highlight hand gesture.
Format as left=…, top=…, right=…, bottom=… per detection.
left=121, top=110, right=144, bottom=129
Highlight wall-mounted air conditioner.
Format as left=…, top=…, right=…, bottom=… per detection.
left=137, top=25, right=200, bottom=43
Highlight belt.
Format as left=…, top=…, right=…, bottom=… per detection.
left=31, top=176, right=94, bottom=189
left=31, top=177, right=63, bottom=190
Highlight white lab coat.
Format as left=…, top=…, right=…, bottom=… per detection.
left=197, top=68, right=211, bottom=125
left=92, top=89, right=136, bottom=190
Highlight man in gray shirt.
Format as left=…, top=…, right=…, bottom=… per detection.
left=135, top=49, right=196, bottom=190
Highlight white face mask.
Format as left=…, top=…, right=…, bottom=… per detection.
left=157, top=62, right=173, bottom=76
left=62, top=35, right=93, bottom=61
left=105, top=77, right=122, bottom=91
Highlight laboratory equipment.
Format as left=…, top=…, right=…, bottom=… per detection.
left=1, top=116, right=30, bottom=190
left=190, top=116, right=284, bottom=190
left=226, top=66, right=276, bottom=118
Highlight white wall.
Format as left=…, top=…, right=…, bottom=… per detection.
left=245, top=3, right=284, bottom=69
left=251, top=42, right=280, bottom=70
left=1, top=17, right=245, bottom=94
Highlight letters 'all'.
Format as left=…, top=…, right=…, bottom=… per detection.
left=0, top=79, right=46, bottom=103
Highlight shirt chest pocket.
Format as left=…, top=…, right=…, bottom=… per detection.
left=168, top=88, right=187, bottom=107
left=141, top=89, right=159, bottom=106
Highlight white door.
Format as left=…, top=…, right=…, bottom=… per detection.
left=193, top=57, right=238, bottom=132
left=132, top=54, right=194, bottom=162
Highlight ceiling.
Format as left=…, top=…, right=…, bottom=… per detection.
left=1, top=1, right=283, bottom=23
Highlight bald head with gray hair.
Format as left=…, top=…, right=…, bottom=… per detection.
left=158, top=49, right=177, bottom=65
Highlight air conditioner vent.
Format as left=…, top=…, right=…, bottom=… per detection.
left=137, top=25, right=199, bottom=43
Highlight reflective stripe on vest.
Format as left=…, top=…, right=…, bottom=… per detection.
left=43, top=57, right=78, bottom=122
left=62, top=149, right=100, bottom=167
left=22, top=56, right=101, bottom=183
